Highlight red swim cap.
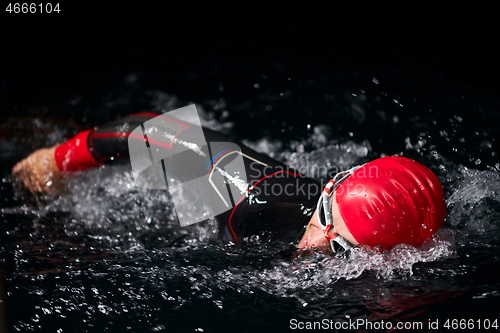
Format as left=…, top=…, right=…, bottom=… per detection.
left=336, top=156, right=446, bottom=248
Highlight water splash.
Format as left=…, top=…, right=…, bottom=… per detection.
left=243, top=124, right=371, bottom=179
left=212, top=229, right=455, bottom=301
left=446, top=166, right=500, bottom=244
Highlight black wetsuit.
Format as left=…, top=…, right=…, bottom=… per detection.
left=85, top=112, right=320, bottom=245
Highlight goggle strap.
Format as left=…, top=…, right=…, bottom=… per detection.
left=332, top=164, right=365, bottom=185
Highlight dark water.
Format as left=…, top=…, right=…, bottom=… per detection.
left=1, top=61, right=500, bottom=333
left=0, top=63, right=500, bottom=332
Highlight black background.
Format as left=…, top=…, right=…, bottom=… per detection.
left=2, top=2, right=499, bottom=112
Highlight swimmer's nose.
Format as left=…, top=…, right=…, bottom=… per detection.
left=297, top=222, right=331, bottom=252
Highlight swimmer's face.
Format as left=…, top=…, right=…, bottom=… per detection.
left=298, top=191, right=359, bottom=254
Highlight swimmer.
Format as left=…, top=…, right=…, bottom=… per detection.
left=11, top=112, right=446, bottom=255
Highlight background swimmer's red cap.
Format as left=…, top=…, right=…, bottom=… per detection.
left=336, top=156, right=446, bottom=248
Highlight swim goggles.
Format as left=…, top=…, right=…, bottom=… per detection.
left=316, top=165, right=363, bottom=254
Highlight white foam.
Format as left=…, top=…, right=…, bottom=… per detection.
left=214, top=229, right=455, bottom=300
left=446, top=166, right=500, bottom=239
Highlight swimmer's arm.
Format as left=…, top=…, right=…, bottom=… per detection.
left=11, top=112, right=154, bottom=195
left=11, top=111, right=278, bottom=195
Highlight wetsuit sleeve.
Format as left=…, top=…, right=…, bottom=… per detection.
left=54, top=112, right=161, bottom=172
left=54, top=111, right=282, bottom=172
left=54, top=129, right=103, bottom=172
